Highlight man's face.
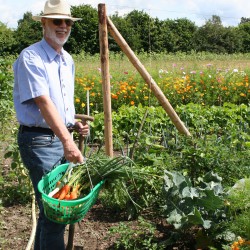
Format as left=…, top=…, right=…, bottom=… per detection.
left=42, top=18, right=72, bottom=51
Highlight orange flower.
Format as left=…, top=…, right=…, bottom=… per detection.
left=111, top=94, right=118, bottom=100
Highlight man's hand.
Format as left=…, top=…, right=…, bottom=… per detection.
left=75, top=121, right=89, bottom=136
left=63, top=139, right=84, bottom=164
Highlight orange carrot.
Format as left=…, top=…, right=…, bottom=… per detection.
left=69, top=184, right=80, bottom=200
left=53, top=191, right=60, bottom=199
left=52, top=181, right=62, bottom=198
left=58, top=184, right=70, bottom=200
left=69, top=191, right=77, bottom=200
left=64, top=194, right=71, bottom=200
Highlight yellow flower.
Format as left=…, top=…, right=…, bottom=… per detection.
left=236, top=82, right=244, bottom=86
left=81, top=103, right=85, bottom=107
left=75, top=98, right=80, bottom=103
left=240, top=93, right=246, bottom=97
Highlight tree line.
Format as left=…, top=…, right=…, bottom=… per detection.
left=1, top=4, right=250, bottom=56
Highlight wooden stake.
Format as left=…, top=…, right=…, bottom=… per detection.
left=107, top=17, right=191, bottom=136
left=98, top=4, right=114, bottom=156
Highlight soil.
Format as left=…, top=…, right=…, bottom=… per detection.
left=0, top=200, right=131, bottom=250
left=1, top=190, right=177, bottom=250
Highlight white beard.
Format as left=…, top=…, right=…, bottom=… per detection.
left=45, top=25, right=71, bottom=47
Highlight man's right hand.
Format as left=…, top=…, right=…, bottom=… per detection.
left=63, top=139, right=84, bottom=164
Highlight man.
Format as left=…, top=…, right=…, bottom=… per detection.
left=13, top=0, right=88, bottom=249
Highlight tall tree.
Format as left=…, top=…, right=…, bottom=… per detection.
left=67, top=5, right=99, bottom=54
left=0, top=22, right=16, bottom=55
left=166, top=18, right=197, bottom=52
left=14, top=12, right=42, bottom=53
left=240, top=17, right=250, bottom=25
left=238, top=22, right=250, bottom=52
left=108, top=12, right=129, bottom=52
left=193, top=15, right=233, bottom=53
left=125, top=10, right=152, bottom=52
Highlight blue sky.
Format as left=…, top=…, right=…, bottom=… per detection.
left=1, top=0, right=249, bottom=29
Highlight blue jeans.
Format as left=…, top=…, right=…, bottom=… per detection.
left=18, top=129, right=66, bottom=250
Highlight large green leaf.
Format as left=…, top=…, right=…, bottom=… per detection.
left=187, top=208, right=211, bottom=229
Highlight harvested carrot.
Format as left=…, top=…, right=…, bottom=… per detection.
left=58, top=184, right=70, bottom=200
left=69, top=192, right=77, bottom=200
left=53, top=191, right=60, bottom=199
left=69, top=184, right=80, bottom=200
left=64, top=194, right=71, bottom=200
left=52, top=181, right=63, bottom=198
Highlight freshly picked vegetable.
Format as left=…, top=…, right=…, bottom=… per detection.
left=48, top=152, right=162, bottom=215
left=48, top=154, right=141, bottom=201
left=39, top=152, right=163, bottom=223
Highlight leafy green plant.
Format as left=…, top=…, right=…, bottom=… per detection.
left=163, top=171, right=225, bottom=230
left=0, top=56, right=32, bottom=205
left=109, top=216, right=165, bottom=250
left=0, top=56, right=15, bottom=141
left=2, top=142, right=32, bottom=205
left=226, top=178, right=250, bottom=241
left=99, top=158, right=165, bottom=219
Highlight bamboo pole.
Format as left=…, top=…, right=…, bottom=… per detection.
left=98, top=4, right=114, bottom=156
left=107, top=17, right=191, bottom=136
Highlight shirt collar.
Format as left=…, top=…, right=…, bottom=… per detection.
left=40, top=38, right=66, bottom=63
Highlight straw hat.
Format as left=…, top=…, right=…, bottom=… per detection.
left=32, top=0, right=81, bottom=21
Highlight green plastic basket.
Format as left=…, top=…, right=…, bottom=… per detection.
left=38, top=163, right=104, bottom=224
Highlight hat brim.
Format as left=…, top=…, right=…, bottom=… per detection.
left=32, top=15, right=81, bottom=21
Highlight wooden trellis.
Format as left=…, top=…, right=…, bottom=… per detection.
left=98, top=4, right=191, bottom=157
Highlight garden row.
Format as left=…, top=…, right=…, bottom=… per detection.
left=75, top=102, right=250, bottom=249
left=1, top=55, right=250, bottom=249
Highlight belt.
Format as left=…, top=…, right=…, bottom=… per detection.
left=19, top=125, right=54, bottom=135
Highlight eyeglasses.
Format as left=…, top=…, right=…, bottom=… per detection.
left=52, top=19, right=74, bottom=27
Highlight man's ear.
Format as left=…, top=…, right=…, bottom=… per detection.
left=41, top=18, right=46, bottom=28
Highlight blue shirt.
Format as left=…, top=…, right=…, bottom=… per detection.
left=13, top=38, right=76, bottom=128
